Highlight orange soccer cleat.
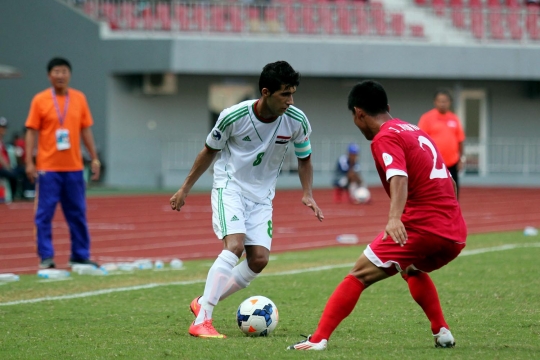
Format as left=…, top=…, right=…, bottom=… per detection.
left=188, top=319, right=226, bottom=339
left=190, top=296, right=202, bottom=317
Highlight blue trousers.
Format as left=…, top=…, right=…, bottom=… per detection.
left=35, top=171, right=91, bottom=261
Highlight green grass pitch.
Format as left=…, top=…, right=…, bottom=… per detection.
left=0, top=230, right=539, bottom=359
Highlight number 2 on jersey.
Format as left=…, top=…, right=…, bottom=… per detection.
left=253, top=152, right=265, bottom=166
left=418, top=136, right=448, bottom=179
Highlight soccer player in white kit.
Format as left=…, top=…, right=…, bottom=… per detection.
left=170, top=61, right=324, bottom=338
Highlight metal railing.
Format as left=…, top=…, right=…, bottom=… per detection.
left=162, top=136, right=540, bottom=176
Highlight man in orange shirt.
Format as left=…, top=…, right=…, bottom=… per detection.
left=418, top=89, right=465, bottom=197
left=25, top=57, right=101, bottom=269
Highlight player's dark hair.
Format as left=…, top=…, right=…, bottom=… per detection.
left=47, top=57, right=72, bottom=73
left=347, top=80, right=388, bottom=116
left=259, top=61, right=300, bottom=95
left=434, top=88, right=453, bottom=102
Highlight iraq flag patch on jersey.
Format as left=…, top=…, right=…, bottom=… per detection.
left=275, top=135, right=291, bottom=145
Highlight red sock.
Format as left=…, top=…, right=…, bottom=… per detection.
left=311, top=274, right=365, bottom=342
left=403, top=272, right=448, bottom=334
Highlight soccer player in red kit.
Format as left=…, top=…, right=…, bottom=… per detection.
left=288, top=80, right=467, bottom=351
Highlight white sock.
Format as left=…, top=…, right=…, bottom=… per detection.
left=219, top=260, right=259, bottom=301
left=194, top=250, right=238, bottom=325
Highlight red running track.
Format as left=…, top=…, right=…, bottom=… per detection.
left=1, top=187, right=539, bottom=274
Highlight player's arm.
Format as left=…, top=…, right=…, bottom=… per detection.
left=383, top=175, right=408, bottom=246
left=24, top=128, right=38, bottom=183
left=81, top=127, right=101, bottom=181
left=170, top=146, right=219, bottom=212
left=297, top=155, right=324, bottom=222
left=451, top=176, right=458, bottom=198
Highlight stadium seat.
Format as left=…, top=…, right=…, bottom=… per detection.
left=284, top=4, right=301, bottom=34
left=415, top=0, right=428, bottom=6
left=354, top=4, right=369, bottom=35
left=119, top=2, right=139, bottom=30
left=83, top=0, right=97, bottom=17
left=471, top=9, right=484, bottom=39
left=507, top=11, right=523, bottom=40
left=451, top=7, right=466, bottom=29
left=391, top=13, right=406, bottom=36
left=141, top=6, right=154, bottom=30
left=488, top=7, right=505, bottom=39
left=210, top=6, right=226, bottom=32
left=155, top=3, right=171, bottom=31
left=410, top=23, right=425, bottom=37
left=263, top=7, right=281, bottom=33
left=302, top=5, right=318, bottom=34
left=337, top=3, right=353, bottom=35
left=192, top=4, right=209, bottom=31
left=527, top=6, right=540, bottom=40
left=228, top=7, right=244, bottom=33
left=371, top=2, right=387, bottom=36
left=172, top=4, right=190, bottom=31
left=319, top=5, right=335, bottom=34
left=100, top=2, right=119, bottom=30
left=432, top=0, right=447, bottom=17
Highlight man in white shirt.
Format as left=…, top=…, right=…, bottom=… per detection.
left=170, top=61, right=324, bottom=338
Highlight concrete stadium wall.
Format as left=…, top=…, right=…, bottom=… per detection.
left=1, top=0, right=538, bottom=188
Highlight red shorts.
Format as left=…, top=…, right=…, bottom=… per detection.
left=364, top=230, right=466, bottom=276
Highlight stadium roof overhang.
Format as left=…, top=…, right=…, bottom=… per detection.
left=0, top=64, right=21, bottom=79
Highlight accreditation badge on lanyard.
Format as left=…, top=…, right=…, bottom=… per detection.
left=52, top=88, right=71, bottom=151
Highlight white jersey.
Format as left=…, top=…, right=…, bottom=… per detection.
left=205, top=99, right=312, bottom=203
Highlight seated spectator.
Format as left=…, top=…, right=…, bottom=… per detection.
left=333, top=143, right=365, bottom=203
left=0, top=118, right=25, bottom=200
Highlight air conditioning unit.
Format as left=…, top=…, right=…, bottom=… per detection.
left=143, top=73, right=177, bottom=95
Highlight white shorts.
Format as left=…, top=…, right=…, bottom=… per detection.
left=211, top=188, right=273, bottom=250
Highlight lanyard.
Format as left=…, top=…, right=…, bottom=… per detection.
left=51, top=88, right=69, bottom=127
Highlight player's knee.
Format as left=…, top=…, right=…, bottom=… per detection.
left=247, top=255, right=268, bottom=273
left=223, top=241, right=244, bottom=258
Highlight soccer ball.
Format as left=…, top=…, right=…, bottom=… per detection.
left=352, top=186, right=371, bottom=204
left=236, top=295, right=279, bottom=336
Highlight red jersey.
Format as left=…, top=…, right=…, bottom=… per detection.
left=371, top=119, right=467, bottom=243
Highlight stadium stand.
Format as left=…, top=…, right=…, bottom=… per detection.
left=75, top=0, right=540, bottom=42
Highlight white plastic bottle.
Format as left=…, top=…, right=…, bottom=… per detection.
left=37, top=269, right=70, bottom=279
left=0, top=273, right=20, bottom=282
left=336, top=234, right=359, bottom=244
left=154, top=260, right=164, bottom=269
left=170, top=258, right=183, bottom=269
left=134, top=259, right=153, bottom=270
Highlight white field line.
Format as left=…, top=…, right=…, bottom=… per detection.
left=1, top=242, right=539, bottom=307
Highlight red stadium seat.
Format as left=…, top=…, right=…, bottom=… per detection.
left=527, top=7, right=540, bottom=39
left=100, top=2, right=119, bottom=29
left=471, top=9, right=484, bottom=39
left=390, top=13, right=405, bottom=36
left=507, top=11, right=523, bottom=40
left=410, top=24, right=425, bottom=37
left=155, top=3, right=171, bottom=31
left=432, top=0, right=446, bottom=17
left=451, top=7, right=466, bottom=29
left=488, top=8, right=505, bottom=39
left=191, top=4, right=209, bottom=31
left=141, top=6, right=154, bottom=30
left=319, top=5, right=335, bottom=34
left=172, top=4, right=190, bottom=31
left=469, top=0, right=483, bottom=8
left=119, top=2, right=139, bottom=30
left=83, top=1, right=97, bottom=17
left=284, top=4, right=301, bottom=33
left=210, top=6, right=226, bottom=32
left=302, top=5, right=318, bottom=34
left=337, top=4, right=353, bottom=35
left=354, top=4, right=369, bottom=35
left=371, top=2, right=387, bottom=36
left=415, top=0, right=428, bottom=6
left=228, top=7, right=244, bottom=33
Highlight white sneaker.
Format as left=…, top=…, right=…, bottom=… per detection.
left=434, top=327, right=455, bottom=348
left=287, top=335, right=328, bottom=351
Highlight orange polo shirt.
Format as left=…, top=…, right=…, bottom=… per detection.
left=418, top=108, right=465, bottom=167
left=25, top=88, right=93, bottom=171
